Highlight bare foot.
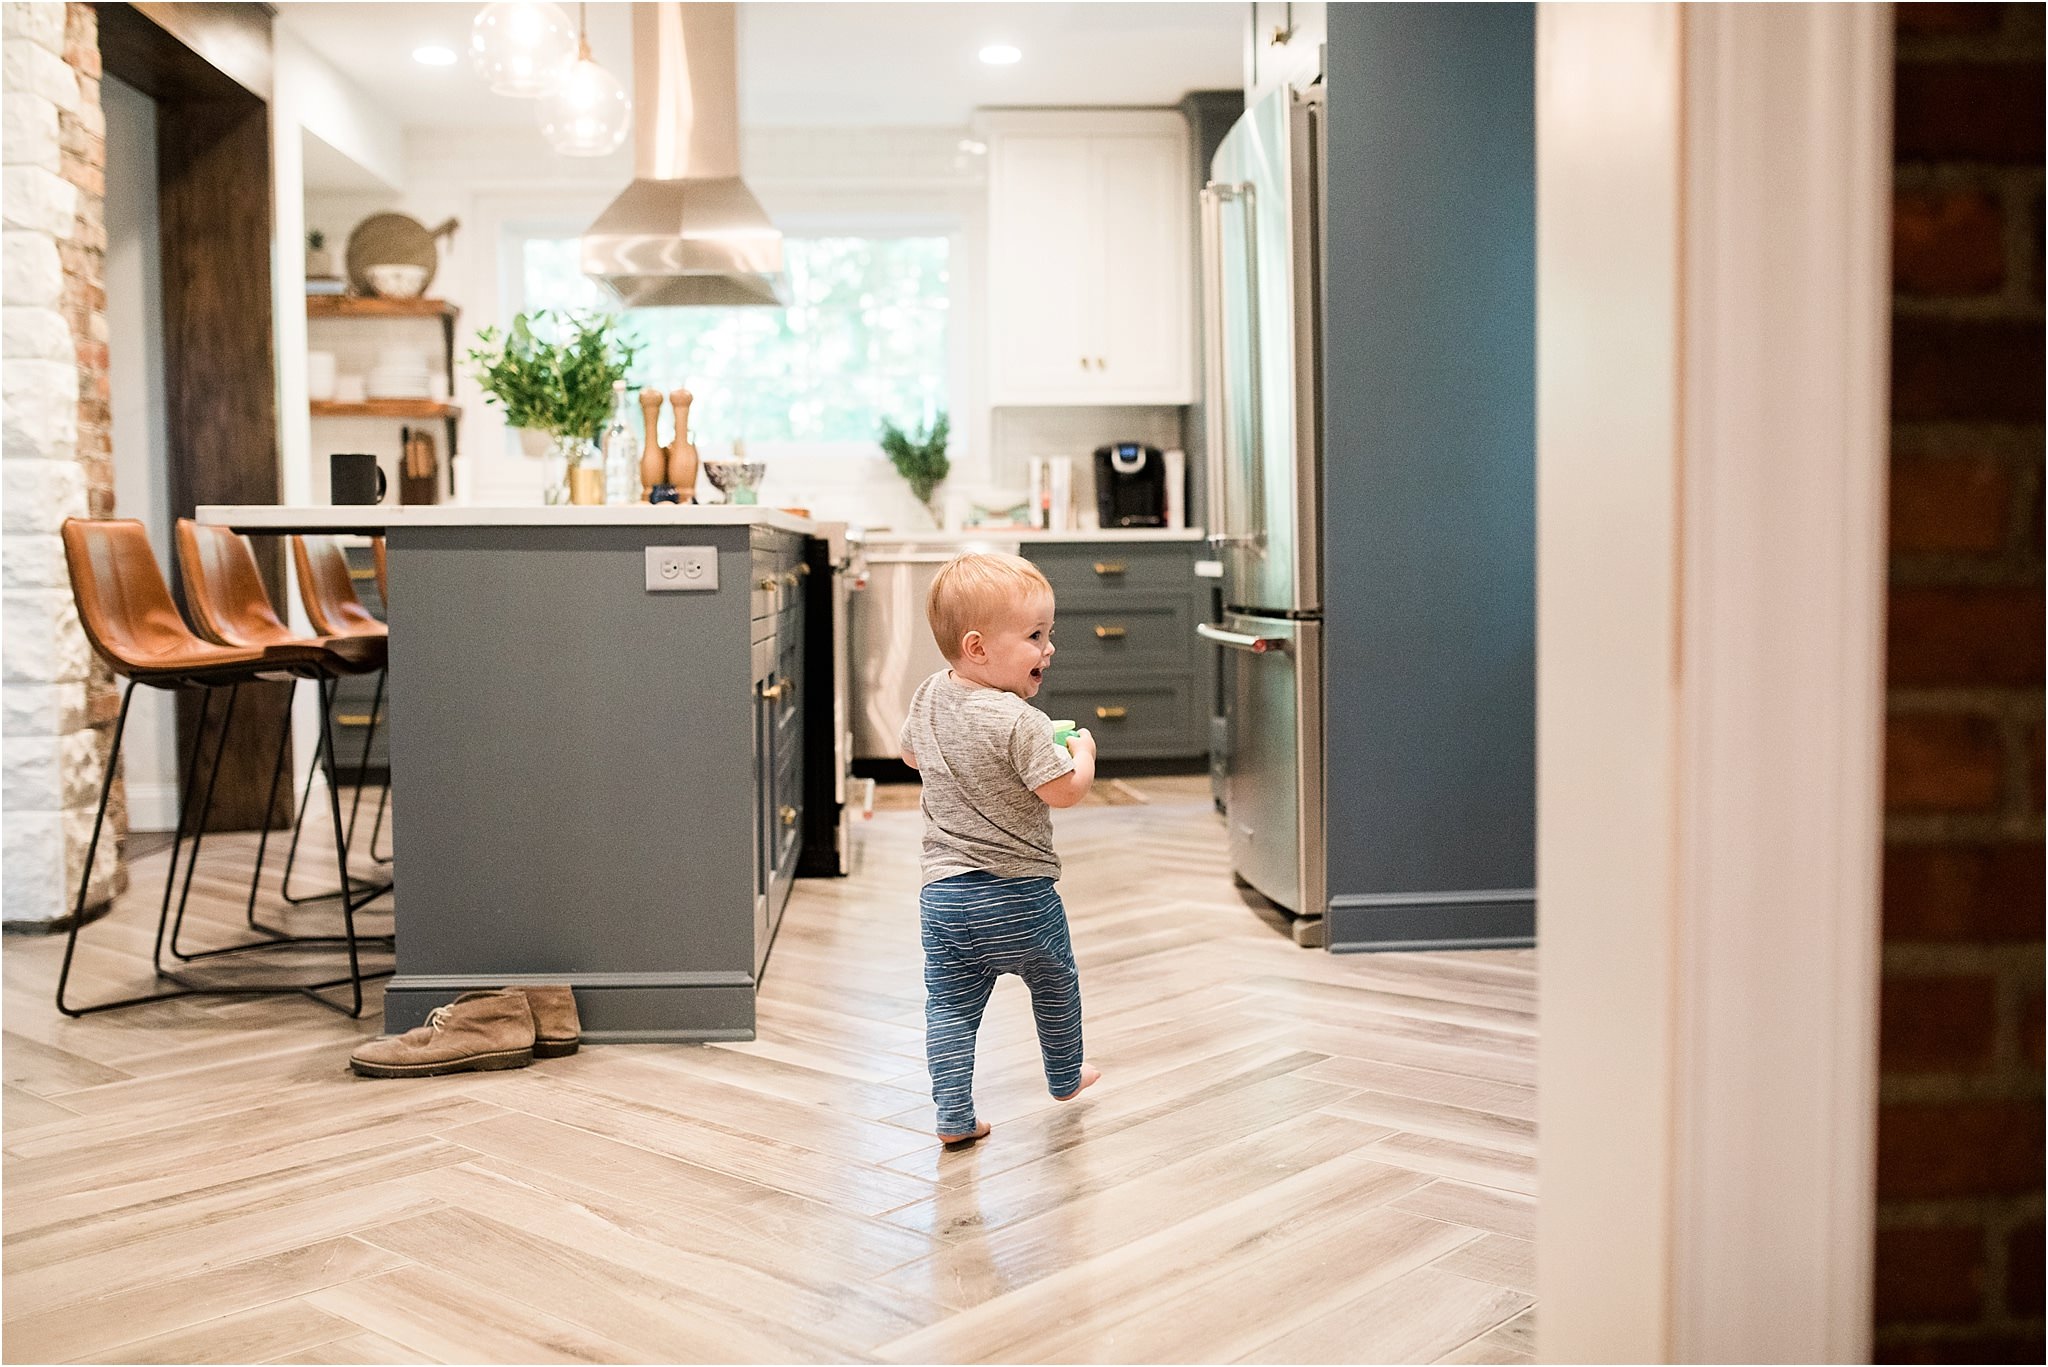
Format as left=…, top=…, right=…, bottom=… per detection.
left=1055, top=1063, right=1101, bottom=1101
left=938, top=1120, right=991, bottom=1148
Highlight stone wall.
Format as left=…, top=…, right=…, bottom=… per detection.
left=2, top=0, right=120, bottom=928
left=1876, top=2, right=2045, bottom=1360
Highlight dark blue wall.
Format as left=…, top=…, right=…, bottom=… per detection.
left=1320, top=3, right=1536, bottom=949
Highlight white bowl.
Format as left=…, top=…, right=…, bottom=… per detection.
left=367, top=264, right=429, bottom=298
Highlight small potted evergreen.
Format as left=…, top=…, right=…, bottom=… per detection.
left=878, top=410, right=951, bottom=525
left=306, top=229, right=335, bottom=280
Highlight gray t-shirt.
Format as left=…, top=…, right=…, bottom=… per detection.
left=898, top=669, right=1077, bottom=886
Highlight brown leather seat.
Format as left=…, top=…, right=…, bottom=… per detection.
left=176, top=520, right=383, bottom=673
left=292, top=535, right=389, bottom=642
left=62, top=519, right=329, bottom=685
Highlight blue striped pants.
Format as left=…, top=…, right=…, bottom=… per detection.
left=920, top=871, right=1084, bottom=1135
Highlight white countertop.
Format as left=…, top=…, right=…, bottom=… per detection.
left=849, top=527, right=1206, bottom=545
left=197, top=504, right=825, bottom=537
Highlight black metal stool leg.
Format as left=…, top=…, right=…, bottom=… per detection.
left=239, top=690, right=394, bottom=948
left=279, top=678, right=392, bottom=905
left=54, top=682, right=384, bottom=1017
left=243, top=688, right=296, bottom=930
left=147, top=685, right=223, bottom=974
left=313, top=677, right=367, bottom=1017
left=342, top=668, right=384, bottom=850
left=164, top=683, right=242, bottom=964
left=53, top=681, right=194, bottom=1018
left=170, top=673, right=395, bottom=1018
left=277, top=716, right=325, bottom=904
left=164, top=678, right=394, bottom=958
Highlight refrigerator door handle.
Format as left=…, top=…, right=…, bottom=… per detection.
left=1197, top=622, right=1290, bottom=654
left=1201, top=182, right=1267, bottom=553
left=1199, top=184, right=1230, bottom=547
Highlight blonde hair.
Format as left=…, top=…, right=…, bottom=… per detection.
left=926, top=551, right=1052, bottom=662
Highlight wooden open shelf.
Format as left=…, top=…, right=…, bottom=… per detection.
left=310, top=399, right=460, bottom=419
left=306, top=295, right=460, bottom=321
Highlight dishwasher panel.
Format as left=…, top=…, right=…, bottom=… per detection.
left=850, top=540, right=1018, bottom=760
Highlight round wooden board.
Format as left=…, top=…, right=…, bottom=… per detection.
left=346, top=213, right=439, bottom=296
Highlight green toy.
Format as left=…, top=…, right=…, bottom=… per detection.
left=1051, top=719, right=1078, bottom=749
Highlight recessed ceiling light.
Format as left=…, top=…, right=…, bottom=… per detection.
left=412, top=44, right=458, bottom=67
left=979, top=44, right=1022, bottom=66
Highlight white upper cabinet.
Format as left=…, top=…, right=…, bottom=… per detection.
left=985, top=110, right=1195, bottom=406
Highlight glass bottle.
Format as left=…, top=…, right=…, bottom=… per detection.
left=602, top=380, right=642, bottom=505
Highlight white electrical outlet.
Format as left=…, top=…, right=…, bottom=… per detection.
left=645, top=546, right=718, bottom=592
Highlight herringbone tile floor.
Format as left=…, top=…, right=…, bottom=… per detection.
left=4, top=778, right=1537, bottom=1364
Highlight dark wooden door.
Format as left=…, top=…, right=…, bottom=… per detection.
left=99, top=2, right=291, bottom=831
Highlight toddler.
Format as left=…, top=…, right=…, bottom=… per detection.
left=899, top=551, right=1101, bottom=1146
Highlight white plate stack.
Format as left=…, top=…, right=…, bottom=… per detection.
left=366, top=347, right=431, bottom=400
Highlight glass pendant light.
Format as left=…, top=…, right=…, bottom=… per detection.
left=538, top=3, right=631, bottom=157
left=470, top=1, right=576, bottom=98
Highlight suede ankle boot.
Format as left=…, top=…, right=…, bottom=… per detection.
left=349, top=990, right=535, bottom=1078
left=512, top=984, right=581, bottom=1057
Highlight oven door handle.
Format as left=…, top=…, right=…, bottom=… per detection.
left=1196, top=622, right=1290, bottom=654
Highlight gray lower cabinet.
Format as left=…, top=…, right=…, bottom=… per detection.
left=750, top=531, right=807, bottom=974
left=382, top=521, right=820, bottom=1042
left=1022, top=540, right=1209, bottom=760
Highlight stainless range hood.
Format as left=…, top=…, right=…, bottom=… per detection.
left=582, top=2, right=788, bottom=308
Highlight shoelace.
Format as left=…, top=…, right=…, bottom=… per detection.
left=425, top=1004, right=452, bottom=1031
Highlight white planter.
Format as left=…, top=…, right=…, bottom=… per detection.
left=515, top=427, right=552, bottom=459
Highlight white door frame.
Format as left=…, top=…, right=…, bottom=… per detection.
left=1535, top=5, right=1891, bottom=1362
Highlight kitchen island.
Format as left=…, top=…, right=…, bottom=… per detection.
left=198, top=505, right=848, bottom=1041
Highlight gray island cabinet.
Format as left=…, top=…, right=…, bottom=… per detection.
left=197, top=506, right=843, bottom=1041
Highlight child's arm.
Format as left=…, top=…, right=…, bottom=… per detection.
left=1034, top=729, right=1096, bottom=808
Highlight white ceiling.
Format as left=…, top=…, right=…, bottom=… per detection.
left=277, top=1, right=1244, bottom=133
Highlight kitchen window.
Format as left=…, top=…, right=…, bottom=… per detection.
left=518, top=234, right=952, bottom=447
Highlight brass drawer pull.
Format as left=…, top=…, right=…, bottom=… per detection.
left=348, top=568, right=376, bottom=581
left=759, top=576, right=779, bottom=592
left=335, top=712, right=383, bottom=727
left=761, top=680, right=787, bottom=700
left=783, top=570, right=800, bottom=587
left=1094, top=625, right=1127, bottom=640
left=780, top=805, right=798, bottom=826
left=1092, top=561, right=1127, bottom=576
left=796, top=562, right=811, bottom=577
left=1095, top=705, right=1128, bottom=721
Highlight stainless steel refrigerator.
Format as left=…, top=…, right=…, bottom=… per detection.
left=1197, top=83, right=1325, bottom=920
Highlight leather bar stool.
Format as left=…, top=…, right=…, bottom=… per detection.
left=288, top=534, right=395, bottom=892
left=175, top=520, right=394, bottom=941
left=56, top=519, right=386, bottom=1018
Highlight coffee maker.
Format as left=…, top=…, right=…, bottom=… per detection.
left=1093, top=443, right=1167, bottom=528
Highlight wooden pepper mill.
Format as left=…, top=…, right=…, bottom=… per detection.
left=667, top=388, right=699, bottom=501
left=636, top=387, right=701, bottom=504
left=637, top=388, right=667, bottom=500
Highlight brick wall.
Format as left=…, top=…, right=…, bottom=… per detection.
left=1876, top=3, right=2045, bottom=1361
left=1, top=0, right=121, bottom=928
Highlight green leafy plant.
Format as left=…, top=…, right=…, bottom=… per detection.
left=466, top=310, right=640, bottom=441
left=877, top=410, right=950, bottom=516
